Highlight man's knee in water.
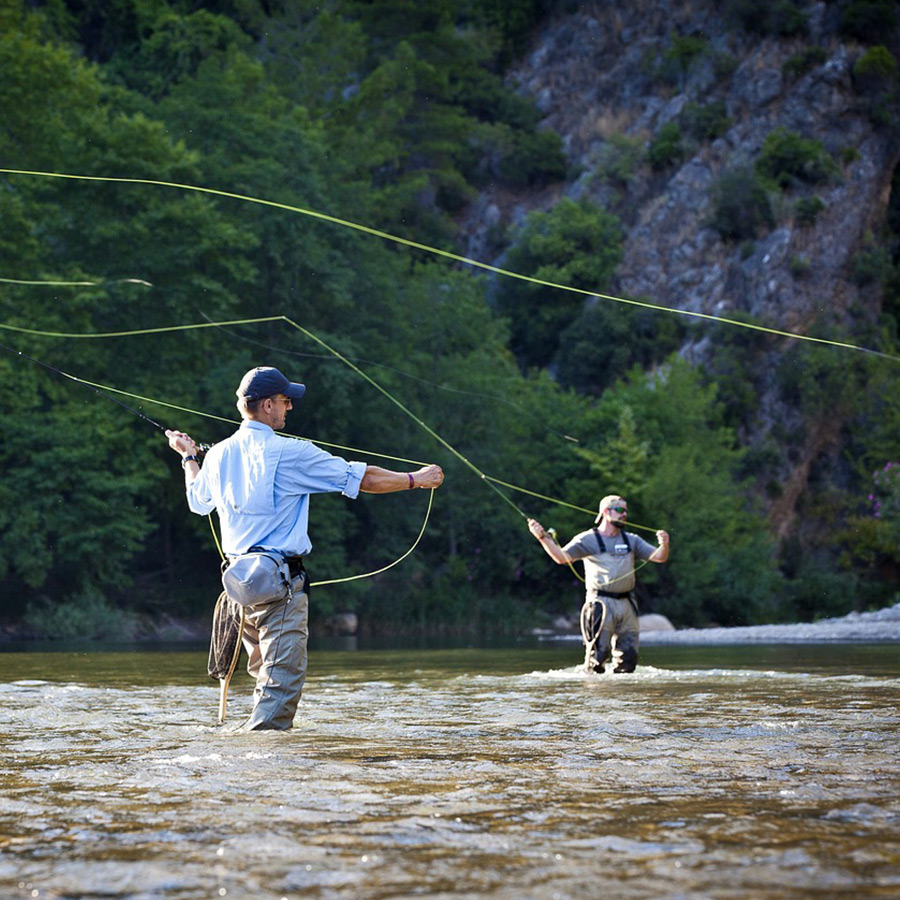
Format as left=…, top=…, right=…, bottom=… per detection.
left=614, top=645, right=638, bottom=673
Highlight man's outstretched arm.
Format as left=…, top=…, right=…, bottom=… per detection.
left=360, top=464, right=444, bottom=494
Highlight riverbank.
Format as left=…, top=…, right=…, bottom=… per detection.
left=5, top=602, right=900, bottom=645
left=545, top=602, right=900, bottom=645
left=642, top=602, right=900, bottom=643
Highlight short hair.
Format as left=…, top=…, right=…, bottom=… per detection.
left=237, top=396, right=265, bottom=418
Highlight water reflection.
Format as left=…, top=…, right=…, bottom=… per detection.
left=1, top=643, right=898, bottom=899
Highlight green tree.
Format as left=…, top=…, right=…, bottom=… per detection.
left=709, top=165, right=774, bottom=241
left=648, top=122, right=685, bottom=171
left=720, top=0, right=808, bottom=37
left=0, top=357, right=162, bottom=613
left=494, top=198, right=624, bottom=370
left=261, top=0, right=565, bottom=242
left=587, top=360, right=781, bottom=626
left=0, top=20, right=254, bottom=617
left=829, top=351, right=900, bottom=609
left=571, top=405, right=651, bottom=501
left=555, top=300, right=684, bottom=396
left=839, top=0, right=898, bottom=44
left=755, top=128, right=838, bottom=190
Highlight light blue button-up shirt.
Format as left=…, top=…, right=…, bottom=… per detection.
left=186, top=420, right=367, bottom=556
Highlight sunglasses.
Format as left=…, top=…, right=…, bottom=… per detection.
left=609, top=506, right=627, bottom=513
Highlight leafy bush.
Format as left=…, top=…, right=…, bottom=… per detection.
left=831, top=461, right=900, bottom=611
left=851, top=45, right=900, bottom=128
left=471, top=0, right=566, bottom=66
left=852, top=45, right=899, bottom=95
left=555, top=299, right=685, bottom=395
left=782, top=555, right=860, bottom=621
left=776, top=342, right=860, bottom=416
left=712, top=52, right=739, bottom=81
left=837, top=45, right=900, bottom=128
left=23, top=589, right=141, bottom=640
left=647, top=122, right=684, bottom=171
left=680, top=100, right=732, bottom=142
left=595, top=133, right=645, bottom=187
left=789, top=254, right=812, bottom=277
left=497, top=128, right=568, bottom=187
left=656, top=32, right=709, bottom=85
left=765, top=0, right=809, bottom=36
left=709, top=165, right=774, bottom=241
left=755, top=128, right=838, bottom=189
left=851, top=240, right=894, bottom=286
left=700, top=313, right=774, bottom=430
left=795, top=195, right=825, bottom=226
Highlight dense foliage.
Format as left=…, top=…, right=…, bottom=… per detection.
left=1, top=0, right=898, bottom=640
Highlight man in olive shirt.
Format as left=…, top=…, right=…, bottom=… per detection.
left=528, top=494, right=669, bottom=673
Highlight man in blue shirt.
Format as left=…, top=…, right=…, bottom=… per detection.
left=167, top=366, right=444, bottom=730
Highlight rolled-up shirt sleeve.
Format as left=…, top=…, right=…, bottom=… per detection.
left=278, top=440, right=368, bottom=499
left=185, top=468, right=217, bottom=516
left=342, top=460, right=368, bottom=498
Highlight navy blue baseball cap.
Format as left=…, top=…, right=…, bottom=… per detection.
left=237, top=367, right=306, bottom=402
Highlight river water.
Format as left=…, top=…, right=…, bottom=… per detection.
left=1, top=641, right=898, bottom=900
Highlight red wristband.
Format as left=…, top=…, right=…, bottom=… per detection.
left=407, top=473, right=415, bottom=489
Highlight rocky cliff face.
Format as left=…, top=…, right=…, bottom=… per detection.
left=462, top=0, right=900, bottom=539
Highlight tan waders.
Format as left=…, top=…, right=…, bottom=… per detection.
left=581, top=594, right=640, bottom=673
left=239, top=570, right=309, bottom=730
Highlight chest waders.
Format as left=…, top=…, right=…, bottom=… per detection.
left=580, top=599, right=607, bottom=671
left=210, top=549, right=299, bottom=724
left=580, top=528, right=638, bottom=673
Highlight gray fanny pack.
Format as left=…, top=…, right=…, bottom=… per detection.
left=221, top=551, right=292, bottom=607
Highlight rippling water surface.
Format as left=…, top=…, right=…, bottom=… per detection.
left=1, top=642, right=898, bottom=899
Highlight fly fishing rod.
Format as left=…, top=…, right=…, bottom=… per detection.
left=0, top=320, right=661, bottom=531
left=0, top=341, right=214, bottom=452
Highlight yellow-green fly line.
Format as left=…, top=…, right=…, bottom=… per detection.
left=1, top=319, right=667, bottom=597
left=4, top=165, right=892, bottom=545
left=0, top=315, right=528, bottom=516
left=0, top=314, right=662, bottom=536
left=2, top=167, right=899, bottom=364
left=0, top=318, right=446, bottom=586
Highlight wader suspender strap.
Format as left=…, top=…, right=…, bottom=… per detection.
left=591, top=527, right=633, bottom=601
left=592, top=526, right=631, bottom=555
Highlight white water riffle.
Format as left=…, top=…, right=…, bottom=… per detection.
left=0, top=643, right=898, bottom=900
